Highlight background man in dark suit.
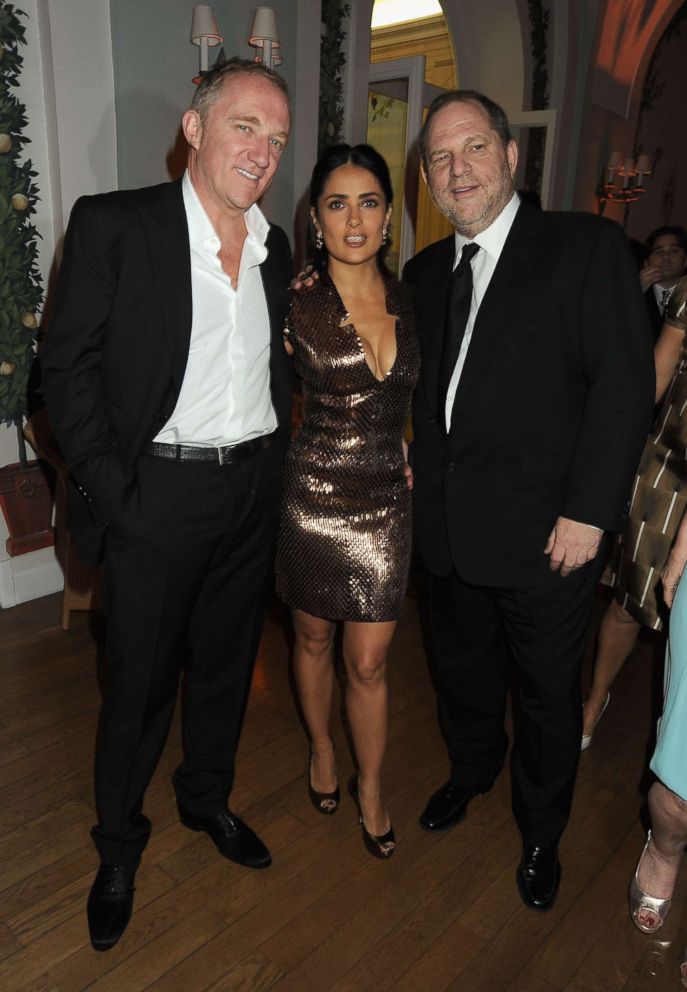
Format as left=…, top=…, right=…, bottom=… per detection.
left=42, top=59, right=293, bottom=950
left=640, top=225, right=687, bottom=340
left=404, top=90, right=654, bottom=911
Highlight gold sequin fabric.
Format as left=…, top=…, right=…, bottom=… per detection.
left=604, top=277, right=687, bottom=629
left=276, top=271, right=419, bottom=622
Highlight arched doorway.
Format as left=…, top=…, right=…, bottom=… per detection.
left=343, top=1, right=536, bottom=264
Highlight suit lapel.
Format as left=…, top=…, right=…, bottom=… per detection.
left=260, top=229, right=290, bottom=378
left=260, top=231, right=285, bottom=350
left=418, top=237, right=455, bottom=417
left=447, top=203, right=541, bottom=428
left=137, top=180, right=193, bottom=394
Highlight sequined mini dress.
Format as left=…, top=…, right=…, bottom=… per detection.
left=276, top=271, right=419, bottom=622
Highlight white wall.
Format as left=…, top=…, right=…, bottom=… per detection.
left=108, top=0, right=318, bottom=244
left=46, top=0, right=118, bottom=229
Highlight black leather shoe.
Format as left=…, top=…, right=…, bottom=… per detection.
left=87, top=863, right=137, bottom=951
left=419, top=781, right=479, bottom=832
left=516, top=845, right=561, bottom=911
left=178, top=806, right=271, bottom=869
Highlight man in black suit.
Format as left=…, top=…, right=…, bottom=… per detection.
left=404, top=90, right=654, bottom=911
left=43, top=59, right=292, bottom=950
left=640, top=225, right=687, bottom=340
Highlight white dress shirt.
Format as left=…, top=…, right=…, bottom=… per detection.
left=653, top=282, right=675, bottom=315
left=154, top=172, right=277, bottom=447
left=444, top=192, right=520, bottom=430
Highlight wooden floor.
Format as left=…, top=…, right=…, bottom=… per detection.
left=0, top=586, right=685, bottom=992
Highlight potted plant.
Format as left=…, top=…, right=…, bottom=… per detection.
left=0, top=2, right=51, bottom=556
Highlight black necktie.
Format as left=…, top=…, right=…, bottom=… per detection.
left=437, top=242, right=480, bottom=421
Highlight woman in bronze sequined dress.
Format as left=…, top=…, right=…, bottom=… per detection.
left=276, top=145, right=419, bottom=858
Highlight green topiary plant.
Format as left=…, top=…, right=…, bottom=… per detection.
left=0, top=2, right=43, bottom=467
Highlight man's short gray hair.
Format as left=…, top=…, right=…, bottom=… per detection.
left=190, top=56, right=290, bottom=125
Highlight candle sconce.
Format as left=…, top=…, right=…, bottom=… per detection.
left=598, top=150, right=653, bottom=214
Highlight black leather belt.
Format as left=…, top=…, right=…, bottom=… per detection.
left=145, top=434, right=273, bottom=465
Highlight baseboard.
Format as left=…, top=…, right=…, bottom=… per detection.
left=0, top=546, right=64, bottom=608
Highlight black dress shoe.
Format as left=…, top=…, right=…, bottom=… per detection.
left=178, top=806, right=271, bottom=869
left=516, top=845, right=561, bottom=911
left=419, top=781, right=479, bottom=832
left=87, top=863, right=137, bottom=951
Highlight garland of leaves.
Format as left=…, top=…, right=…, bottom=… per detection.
left=523, top=0, right=550, bottom=201
left=318, top=0, right=350, bottom=156
left=0, top=2, right=42, bottom=463
left=528, top=0, right=549, bottom=111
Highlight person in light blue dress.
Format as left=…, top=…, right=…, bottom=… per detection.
left=629, top=496, right=687, bottom=974
left=652, top=567, right=687, bottom=799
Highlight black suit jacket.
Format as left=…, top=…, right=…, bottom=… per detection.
left=43, top=179, right=293, bottom=565
left=404, top=202, right=655, bottom=586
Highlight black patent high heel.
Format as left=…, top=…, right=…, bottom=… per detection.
left=308, top=743, right=339, bottom=815
left=347, top=773, right=395, bottom=859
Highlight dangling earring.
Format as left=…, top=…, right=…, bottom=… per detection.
left=381, top=226, right=388, bottom=245
left=316, top=230, right=323, bottom=250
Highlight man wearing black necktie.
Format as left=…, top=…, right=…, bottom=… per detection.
left=403, top=90, right=654, bottom=911
left=640, top=226, right=687, bottom=340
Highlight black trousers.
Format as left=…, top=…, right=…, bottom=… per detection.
left=423, top=549, right=605, bottom=845
left=92, top=447, right=281, bottom=867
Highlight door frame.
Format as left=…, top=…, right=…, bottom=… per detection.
left=368, top=55, right=445, bottom=269
left=508, top=109, right=558, bottom=209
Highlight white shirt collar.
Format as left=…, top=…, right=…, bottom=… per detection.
left=454, top=191, right=520, bottom=262
left=182, top=171, right=270, bottom=250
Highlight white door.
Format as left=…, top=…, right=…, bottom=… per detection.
left=367, top=56, right=446, bottom=271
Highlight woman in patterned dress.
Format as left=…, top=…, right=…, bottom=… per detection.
left=582, top=277, right=687, bottom=747
left=276, top=145, right=419, bottom=858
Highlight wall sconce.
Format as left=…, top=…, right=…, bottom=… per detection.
left=601, top=150, right=653, bottom=205
left=190, top=5, right=223, bottom=83
left=249, top=7, right=282, bottom=69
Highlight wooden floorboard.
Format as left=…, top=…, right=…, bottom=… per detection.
left=1, top=589, right=685, bottom=991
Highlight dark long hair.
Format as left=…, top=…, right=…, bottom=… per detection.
left=309, top=143, right=393, bottom=272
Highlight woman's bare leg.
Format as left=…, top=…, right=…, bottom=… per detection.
left=583, top=598, right=641, bottom=736
left=292, top=609, right=337, bottom=792
left=635, top=781, right=687, bottom=930
left=342, top=620, right=396, bottom=841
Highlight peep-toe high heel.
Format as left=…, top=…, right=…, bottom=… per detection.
left=347, top=773, right=395, bottom=860
left=629, top=831, right=673, bottom=934
left=307, top=739, right=339, bottom=815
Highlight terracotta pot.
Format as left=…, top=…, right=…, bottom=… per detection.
left=0, top=460, right=55, bottom=556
